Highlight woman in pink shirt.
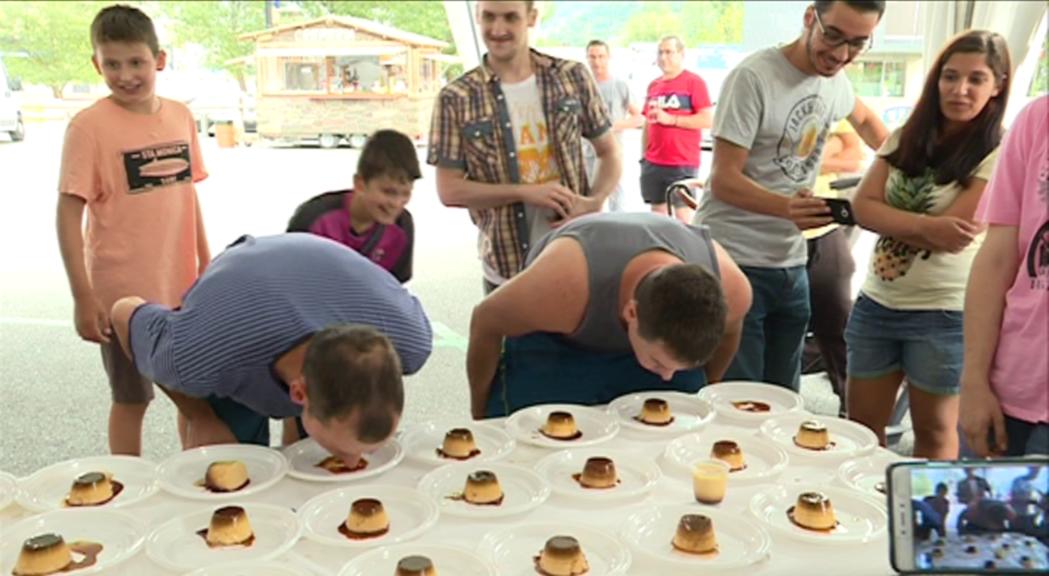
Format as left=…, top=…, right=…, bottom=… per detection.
left=960, top=95, right=1049, bottom=458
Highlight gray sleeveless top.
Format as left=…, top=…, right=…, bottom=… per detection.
left=525, top=212, right=720, bottom=352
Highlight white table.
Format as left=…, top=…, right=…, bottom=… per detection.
left=1, top=413, right=901, bottom=575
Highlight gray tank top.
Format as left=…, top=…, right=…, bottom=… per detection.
left=525, top=212, right=720, bottom=352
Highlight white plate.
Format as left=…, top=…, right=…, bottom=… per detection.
left=339, top=543, right=497, bottom=576
left=663, top=432, right=789, bottom=484
left=283, top=437, right=404, bottom=482
left=505, top=404, right=619, bottom=448
left=749, top=485, right=887, bottom=544
left=17, top=455, right=158, bottom=512
left=607, top=391, right=716, bottom=436
left=0, top=471, right=17, bottom=510
left=156, top=445, right=288, bottom=500
left=146, top=503, right=302, bottom=572
left=697, top=381, right=804, bottom=423
left=621, top=504, right=771, bottom=569
left=298, top=485, right=438, bottom=548
left=1, top=509, right=145, bottom=575
left=184, top=561, right=307, bottom=576
left=535, top=448, right=661, bottom=502
left=402, top=421, right=515, bottom=466
left=837, top=453, right=917, bottom=497
left=417, top=462, right=550, bottom=518
left=479, top=522, right=631, bottom=576
left=759, top=413, right=878, bottom=461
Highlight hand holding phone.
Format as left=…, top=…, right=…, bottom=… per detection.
left=888, top=459, right=1048, bottom=574
left=824, top=198, right=856, bottom=226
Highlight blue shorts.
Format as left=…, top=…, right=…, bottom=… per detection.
left=844, top=294, right=963, bottom=396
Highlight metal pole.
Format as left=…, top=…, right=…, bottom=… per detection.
left=265, top=0, right=274, bottom=28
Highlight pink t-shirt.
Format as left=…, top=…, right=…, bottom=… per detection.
left=974, top=95, right=1049, bottom=424
left=643, top=70, right=711, bottom=167
left=58, top=97, right=207, bottom=308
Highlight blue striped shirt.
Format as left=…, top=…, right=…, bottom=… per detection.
left=129, top=234, right=433, bottom=418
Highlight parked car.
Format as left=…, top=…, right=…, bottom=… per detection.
left=0, top=57, right=25, bottom=142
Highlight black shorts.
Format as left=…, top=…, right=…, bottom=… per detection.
left=640, top=160, right=698, bottom=207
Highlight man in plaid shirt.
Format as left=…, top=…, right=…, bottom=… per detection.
left=428, top=0, right=622, bottom=292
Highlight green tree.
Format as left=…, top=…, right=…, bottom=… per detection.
left=622, top=1, right=743, bottom=46
left=303, top=1, right=453, bottom=46
left=0, top=1, right=106, bottom=98
left=158, top=1, right=266, bottom=89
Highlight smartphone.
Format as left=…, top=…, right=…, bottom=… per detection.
left=888, top=458, right=1049, bottom=574
left=824, top=198, right=856, bottom=226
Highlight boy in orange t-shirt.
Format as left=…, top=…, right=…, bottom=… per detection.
left=56, top=5, right=209, bottom=455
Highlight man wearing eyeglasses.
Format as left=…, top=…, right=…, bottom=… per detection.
left=695, top=1, right=888, bottom=391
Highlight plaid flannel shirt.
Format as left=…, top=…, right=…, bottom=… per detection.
left=427, top=49, right=612, bottom=280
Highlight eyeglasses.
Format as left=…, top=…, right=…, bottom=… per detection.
left=813, top=8, right=874, bottom=54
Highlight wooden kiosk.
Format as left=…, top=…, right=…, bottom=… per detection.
left=240, top=16, right=453, bottom=148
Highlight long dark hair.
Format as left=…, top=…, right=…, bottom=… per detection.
left=885, top=30, right=1011, bottom=186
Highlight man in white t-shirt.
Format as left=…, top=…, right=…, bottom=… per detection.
left=695, top=0, right=887, bottom=390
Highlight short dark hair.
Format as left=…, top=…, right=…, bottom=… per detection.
left=91, top=5, right=159, bottom=55
left=634, top=264, right=727, bottom=366
left=357, top=129, right=422, bottom=184
left=303, top=325, right=404, bottom=443
left=586, top=40, right=609, bottom=54
left=809, top=0, right=885, bottom=17
left=813, top=1, right=886, bottom=18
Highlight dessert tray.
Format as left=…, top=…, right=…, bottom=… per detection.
left=283, top=437, right=403, bottom=482
left=2, top=508, right=145, bottom=575
left=339, top=543, right=498, bottom=576
left=156, top=445, right=287, bottom=500
left=478, top=522, right=631, bottom=576
left=749, top=484, right=887, bottom=545
left=402, top=420, right=516, bottom=466
left=505, top=403, right=620, bottom=449
left=18, top=455, right=158, bottom=512
left=417, top=462, right=550, bottom=519
left=534, top=448, right=662, bottom=502
left=145, top=502, right=302, bottom=572
left=0, top=471, right=17, bottom=510
left=697, top=381, right=805, bottom=423
left=759, top=413, right=878, bottom=461
left=606, top=391, right=716, bottom=436
left=663, top=431, right=790, bottom=484
left=621, top=503, right=771, bottom=570
left=297, top=484, right=438, bottom=548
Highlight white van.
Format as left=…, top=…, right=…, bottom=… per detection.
left=0, top=57, right=25, bottom=142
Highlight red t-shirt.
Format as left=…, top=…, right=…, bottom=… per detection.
left=643, top=70, right=711, bottom=167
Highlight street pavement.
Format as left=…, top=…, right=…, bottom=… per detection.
left=0, top=122, right=899, bottom=477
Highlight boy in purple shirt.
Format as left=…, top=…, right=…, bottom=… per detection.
left=288, top=130, right=418, bottom=283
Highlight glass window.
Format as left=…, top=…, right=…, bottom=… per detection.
left=277, top=57, right=325, bottom=92
left=846, top=60, right=905, bottom=98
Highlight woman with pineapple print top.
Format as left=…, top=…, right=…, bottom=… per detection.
left=844, top=31, right=1012, bottom=460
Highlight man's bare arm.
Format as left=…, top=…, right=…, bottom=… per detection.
left=847, top=97, right=888, bottom=150
left=466, top=241, right=588, bottom=417
left=703, top=241, right=752, bottom=382
left=436, top=166, right=576, bottom=218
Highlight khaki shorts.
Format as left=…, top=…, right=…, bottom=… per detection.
left=100, top=339, right=154, bottom=404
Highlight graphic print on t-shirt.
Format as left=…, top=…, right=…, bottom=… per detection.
left=1028, top=163, right=1049, bottom=290
left=775, top=95, right=830, bottom=183
left=510, top=96, right=558, bottom=185
left=647, top=92, right=695, bottom=113
left=123, top=141, right=193, bottom=194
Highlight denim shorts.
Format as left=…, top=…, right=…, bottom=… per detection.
left=844, top=294, right=963, bottom=396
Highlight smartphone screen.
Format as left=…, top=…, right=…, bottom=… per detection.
left=889, top=460, right=1048, bottom=573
